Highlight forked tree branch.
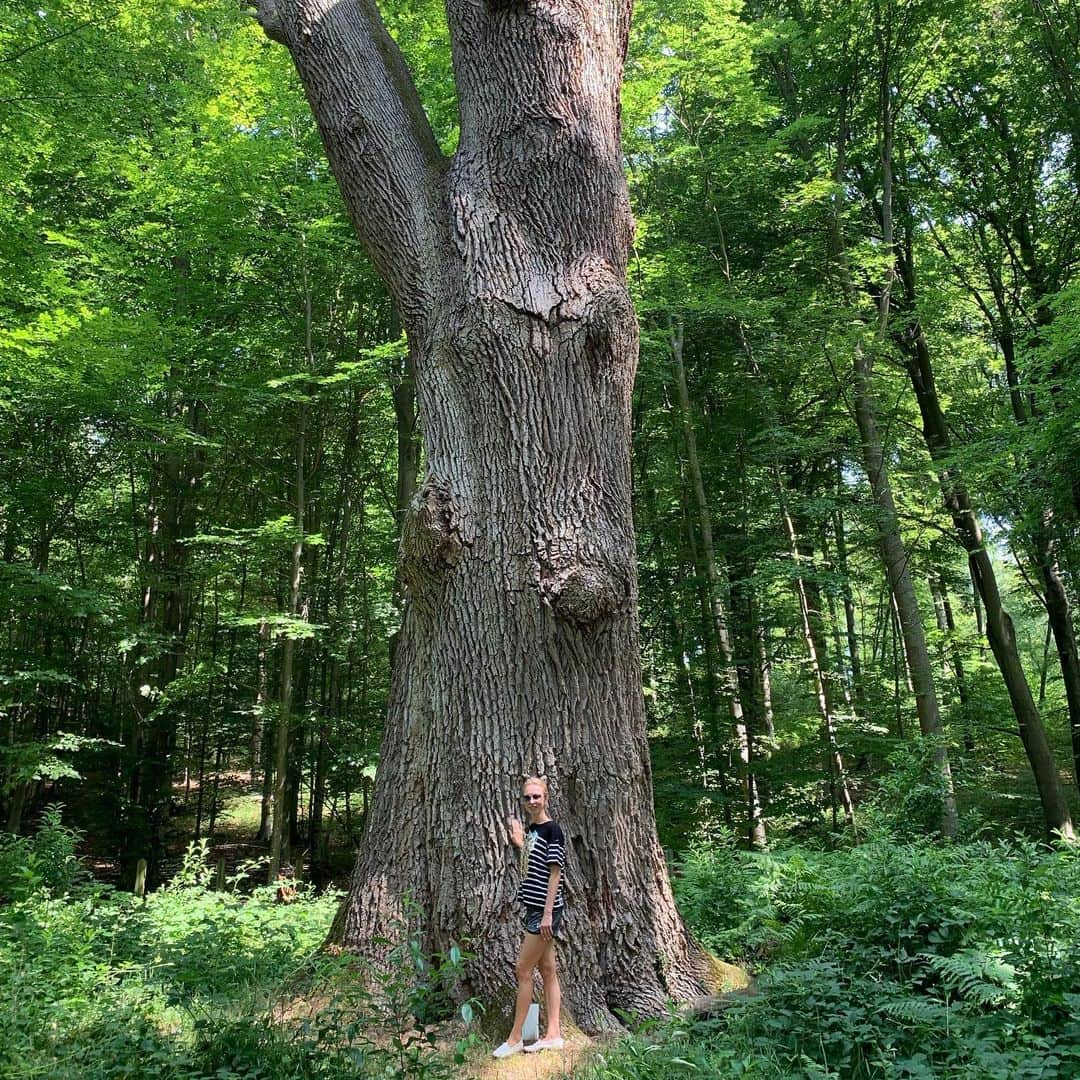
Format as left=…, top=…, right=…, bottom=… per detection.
left=254, top=0, right=448, bottom=329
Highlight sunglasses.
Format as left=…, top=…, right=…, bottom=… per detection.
left=522, top=794, right=544, bottom=802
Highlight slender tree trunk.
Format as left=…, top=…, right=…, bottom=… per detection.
left=269, top=406, right=307, bottom=881
left=819, top=526, right=855, bottom=712
left=310, top=391, right=362, bottom=882
left=835, top=77, right=957, bottom=834
left=832, top=503, right=865, bottom=716
left=6, top=783, right=29, bottom=834
left=679, top=470, right=736, bottom=828
left=892, top=593, right=916, bottom=697
left=670, top=316, right=764, bottom=848
left=308, top=721, right=330, bottom=880
left=975, top=243, right=1080, bottom=796
left=1039, top=620, right=1054, bottom=707
left=251, top=620, right=269, bottom=785
left=637, top=441, right=710, bottom=792
left=194, top=715, right=208, bottom=840
left=730, top=564, right=767, bottom=847
left=758, top=628, right=775, bottom=742
left=778, top=484, right=856, bottom=832
left=1031, top=522, right=1080, bottom=794
left=257, top=722, right=273, bottom=844
left=930, top=572, right=974, bottom=752
left=207, top=742, right=224, bottom=841
left=894, top=231, right=1074, bottom=839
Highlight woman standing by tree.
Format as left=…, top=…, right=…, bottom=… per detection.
left=493, top=776, right=567, bottom=1058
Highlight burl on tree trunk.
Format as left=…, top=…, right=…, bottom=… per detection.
left=252, top=0, right=716, bottom=1029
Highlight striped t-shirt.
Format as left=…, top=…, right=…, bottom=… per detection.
left=517, top=820, right=566, bottom=910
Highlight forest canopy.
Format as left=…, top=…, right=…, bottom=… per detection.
left=2, top=0, right=1080, bottom=1075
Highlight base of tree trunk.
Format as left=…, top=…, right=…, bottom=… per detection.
left=327, top=892, right=738, bottom=1034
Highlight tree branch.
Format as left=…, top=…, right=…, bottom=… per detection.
left=253, top=0, right=448, bottom=331
left=1, top=19, right=100, bottom=64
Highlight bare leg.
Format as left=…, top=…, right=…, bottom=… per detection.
left=506, top=932, right=547, bottom=1044
left=538, top=939, right=562, bottom=1039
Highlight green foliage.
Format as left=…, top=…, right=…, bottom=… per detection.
left=627, top=837, right=1080, bottom=1079
left=0, top=804, right=86, bottom=901
left=859, top=737, right=957, bottom=840
left=0, top=835, right=476, bottom=1078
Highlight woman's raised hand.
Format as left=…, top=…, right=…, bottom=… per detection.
left=508, top=817, right=524, bottom=849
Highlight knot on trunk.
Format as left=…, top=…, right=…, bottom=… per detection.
left=555, top=257, right=636, bottom=377
left=543, top=563, right=620, bottom=625
left=401, top=482, right=464, bottom=597
left=251, top=0, right=288, bottom=44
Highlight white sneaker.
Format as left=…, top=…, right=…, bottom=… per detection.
left=523, top=1037, right=565, bottom=1053
left=492, top=1040, right=524, bottom=1059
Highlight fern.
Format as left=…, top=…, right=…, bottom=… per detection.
left=924, top=948, right=1019, bottom=1007
left=878, top=995, right=950, bottom=1025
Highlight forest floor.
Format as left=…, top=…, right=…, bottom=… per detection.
left=7, top=797, right=1080, bottom=1078
left=151, top=787, right=754, bottom=1078
left=469, top=1035, right=595, bottom=1078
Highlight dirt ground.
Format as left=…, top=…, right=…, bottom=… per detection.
left=464, top=1033, right=595, bottom=1079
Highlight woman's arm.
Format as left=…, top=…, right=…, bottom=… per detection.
left=540, top=865, right=562, bottom=940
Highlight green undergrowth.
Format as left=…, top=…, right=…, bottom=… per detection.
left=578, top=833, right=1080, bottom=1079
left=7, top=811, right=1080, bottom=1079
left=0, top=812, right=475, bottom=1079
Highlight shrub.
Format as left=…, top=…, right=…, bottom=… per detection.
left=0, top=838, right=476, bottom=1078
left=654, top=836, right=1080, bottom=1078
left=0, top=803, right=86, bottom=901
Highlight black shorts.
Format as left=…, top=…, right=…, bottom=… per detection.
left=523, top=906, right=564, bottom=938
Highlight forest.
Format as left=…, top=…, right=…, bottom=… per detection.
left=2, top=0, right=1080, bottom=1076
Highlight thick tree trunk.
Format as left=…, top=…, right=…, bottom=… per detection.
left=256, top=0, right=713, bottom=1029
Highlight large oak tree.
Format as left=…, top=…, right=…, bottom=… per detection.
left=252, top=0, right=714, bottom=1029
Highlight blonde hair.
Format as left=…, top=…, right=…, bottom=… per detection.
left=522, top=775, right=549, bottom=796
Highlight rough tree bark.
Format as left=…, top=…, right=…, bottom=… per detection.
left=253, top=0, right=713, bottom=1029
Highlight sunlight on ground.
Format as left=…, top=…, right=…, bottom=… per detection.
left=466, top=1033, right=594, bottom=1079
